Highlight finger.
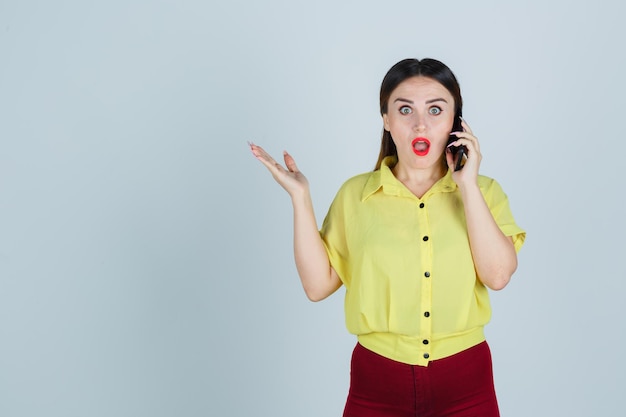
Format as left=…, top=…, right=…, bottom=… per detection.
left=260, top=155, right=287, bottom=173
left=250, top=144, right=287, bottom=173
left=249, top=142, right=264, bottom=158
left=283, top=151, right=300, bottom=173
left=445, top=147, right=456, bottom=170
left=452, top=137, right=479, bottom=154
left=250, top=144, right=277, bottom=165
left=460, top=117, right=474, bottom=135
left=451, top=131, right=480, bottom=154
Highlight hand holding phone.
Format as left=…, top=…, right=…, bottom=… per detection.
left=447, top=114, right=467, bottom=171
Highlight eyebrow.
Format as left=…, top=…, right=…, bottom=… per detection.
left=393, top=97, right=448, bottom=105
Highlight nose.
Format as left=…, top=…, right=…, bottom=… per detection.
left=413, top=114, right=426, bottom=132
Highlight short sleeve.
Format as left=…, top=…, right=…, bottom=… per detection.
left=480, top=177, right=526, bottom=253
left=319, top=185, right=351, bottom=285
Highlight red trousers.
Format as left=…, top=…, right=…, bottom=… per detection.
left=343, top=341, right=500, bottom=417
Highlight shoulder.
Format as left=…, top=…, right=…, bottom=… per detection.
left=476, top=174, right=512, bottom=207
left=335, top=171, right=376, bottom=197
left=477, top=174, right=505, bottom=193
left=325, top=171, right=379, bottom=214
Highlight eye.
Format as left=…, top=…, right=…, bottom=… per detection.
left=399, top=106, right=412, bottom=115
left=429, top=106, right=442, bottom=115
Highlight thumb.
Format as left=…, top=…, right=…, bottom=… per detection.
left=283, top=151, right=300, bottom=173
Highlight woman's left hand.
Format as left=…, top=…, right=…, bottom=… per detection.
left=446, top=118, right=482, bottom=187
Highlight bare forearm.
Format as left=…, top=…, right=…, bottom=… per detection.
left=460, top=184, right=518, bottom=290
left=291, top=190, right=341, bottom=301
left=249, top=143, right=340, bottom=300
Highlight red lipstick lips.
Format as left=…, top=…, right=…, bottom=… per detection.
left=412, top=137, right=430, bottom=156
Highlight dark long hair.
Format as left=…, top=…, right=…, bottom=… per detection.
left=374, top=58, right=463, bottom=170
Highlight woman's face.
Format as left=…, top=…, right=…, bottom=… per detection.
left=383, top=76, right=456, bottom=171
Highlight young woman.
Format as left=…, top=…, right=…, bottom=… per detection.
left=250, top=58, right=525, bottom=417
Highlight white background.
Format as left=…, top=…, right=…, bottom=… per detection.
left=1, top=1, right=625, bottom=416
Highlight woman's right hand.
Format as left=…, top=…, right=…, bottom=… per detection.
left=249, top=142, right=342, bottom=301
left=249, top=142, right=309, bottom=197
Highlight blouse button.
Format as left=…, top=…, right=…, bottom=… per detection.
left=423, top=339, right=429, bottom=345
left=419, top=202, right=425, bottom=208
left=423, top=353, right=430, bottom=359
left=423, top=236, right=429, bottom=242
left=424, top=272, right=430, bottom=278
left=424, top=312, right=430, bottom=317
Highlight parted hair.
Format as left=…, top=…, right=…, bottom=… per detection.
left=375, top=58, right=463, bottom=171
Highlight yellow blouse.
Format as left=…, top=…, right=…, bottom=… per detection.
left=320, top=156, right=525, bottom=366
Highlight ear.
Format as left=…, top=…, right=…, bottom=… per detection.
left=382, top=113, right=390, bottom=132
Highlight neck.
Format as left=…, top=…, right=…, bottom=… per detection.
left=392, top=160, right=446, bottom=198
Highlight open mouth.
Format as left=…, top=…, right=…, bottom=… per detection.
left=412, top=137, right=430, bottom=156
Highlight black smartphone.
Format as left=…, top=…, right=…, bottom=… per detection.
left=447, top=113, right=466, bottom=171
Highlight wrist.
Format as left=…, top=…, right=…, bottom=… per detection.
left=290, top=187, right=312, bottom=206
left=457, top=180, right=480, bottom=197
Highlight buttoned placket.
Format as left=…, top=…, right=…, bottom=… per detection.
left=416, top=198, right=433, bottom=364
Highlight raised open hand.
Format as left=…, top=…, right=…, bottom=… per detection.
left=249, top=142, right=309, bottom=197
